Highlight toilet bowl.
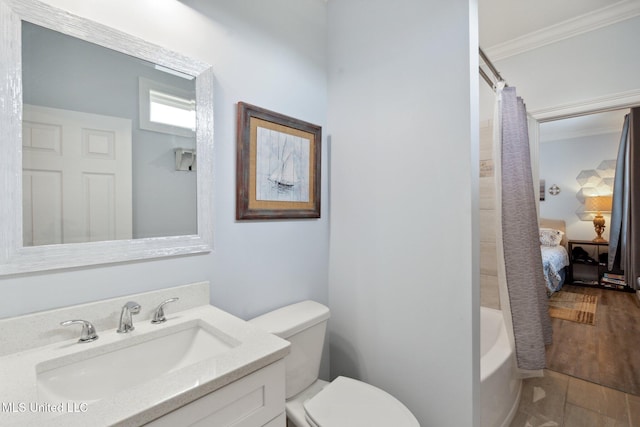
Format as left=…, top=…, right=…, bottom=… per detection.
left=250, top=300, right=419, bottom=427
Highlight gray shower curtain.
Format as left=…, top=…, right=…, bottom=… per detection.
left=608, top=108, right=640, bottom=290
left=498, top=86, right=552, bottom=371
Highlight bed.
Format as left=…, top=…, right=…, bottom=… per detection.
left=539, top=218, right=570, bottom=294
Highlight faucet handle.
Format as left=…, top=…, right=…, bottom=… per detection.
left=151, top=297, right=179, bottom=324
left=61, top=319, right=99, bottom=343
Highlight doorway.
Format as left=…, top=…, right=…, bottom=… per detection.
left=538, top=108, right=640, bottom=395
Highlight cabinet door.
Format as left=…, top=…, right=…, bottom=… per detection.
left=263, top=413, right=286, bottom=427
left=145, top=360, right=285, bottom=427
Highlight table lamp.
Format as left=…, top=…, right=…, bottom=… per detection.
left=584, top=195, right=613, bottom=243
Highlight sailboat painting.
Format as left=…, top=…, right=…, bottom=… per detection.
left=236, top=102, right=321, bottom=219
left=256, top=126, right=310, bottom=202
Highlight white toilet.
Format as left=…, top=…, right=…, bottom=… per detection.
left=250, top=300, right=420, bottom=427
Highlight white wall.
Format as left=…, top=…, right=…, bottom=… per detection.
left=0, top=0, right=329, bottom=338
left=327, top=1, right=479, bottom=425
left=500, top=16, right=640, bottom=114
left=480, top=16, right=640, bottom=122
left=539, top=131, right=621, bottom=241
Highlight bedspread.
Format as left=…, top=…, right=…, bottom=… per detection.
left=541, top=245, right=570, bottom=293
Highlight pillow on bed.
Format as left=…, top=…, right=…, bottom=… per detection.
left=539, top=228, right=564, bottom=246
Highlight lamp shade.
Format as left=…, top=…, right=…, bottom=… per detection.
left=585, top=195, right=613, bottom=213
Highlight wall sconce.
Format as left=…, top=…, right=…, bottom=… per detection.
left=548, top=184, right=560, bottom=195
left=175, top=148, right=196, bottom=171
left=584, top=195, right=612, bottom=243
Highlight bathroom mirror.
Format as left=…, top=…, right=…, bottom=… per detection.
left=0, top=0, right=214, bottom=275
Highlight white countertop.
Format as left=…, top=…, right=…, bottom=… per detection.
left=0, top=304, right=290, bottom=426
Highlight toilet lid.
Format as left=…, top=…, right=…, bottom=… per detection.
left=303, top=376, right=419, bottom=427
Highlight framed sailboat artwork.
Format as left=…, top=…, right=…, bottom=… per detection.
left=236, top=102, right=321, bottom=219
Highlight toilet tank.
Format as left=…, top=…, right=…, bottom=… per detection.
left=249, top=300, right=330, bottom=399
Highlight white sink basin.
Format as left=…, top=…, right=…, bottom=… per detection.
left=36, top=320, right=240, bottom=403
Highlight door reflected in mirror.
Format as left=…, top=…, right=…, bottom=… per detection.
left=21, top=22, right=197, bottom=246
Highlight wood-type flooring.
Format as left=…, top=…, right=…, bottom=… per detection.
left=546, top=284, right=640, bottom=396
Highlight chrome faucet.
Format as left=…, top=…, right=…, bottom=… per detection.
left=61, top=319, right=99, bottom=343
left=151, top=297, right=179, bottom=324
left=117, top=301, right=141, bottom=333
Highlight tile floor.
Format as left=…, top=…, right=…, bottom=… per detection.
left=510, top=369, right=640, bottom=427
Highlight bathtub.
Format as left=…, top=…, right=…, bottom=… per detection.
left=480, top=307, right=522, bottom=427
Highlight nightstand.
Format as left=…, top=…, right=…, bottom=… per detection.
left=567, top=240, right=627, bottom=290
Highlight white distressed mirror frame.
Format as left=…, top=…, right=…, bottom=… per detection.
left=0, top=0, right=214, bottom=275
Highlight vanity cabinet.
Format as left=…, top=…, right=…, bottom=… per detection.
left=145, top=360, right=286, bottom=427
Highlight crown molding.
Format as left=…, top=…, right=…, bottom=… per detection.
left=540, top=125, right=622, bottom=143
left=530, top=88, right=640, bottom=122
left=484, top=0, right=640, bottom=61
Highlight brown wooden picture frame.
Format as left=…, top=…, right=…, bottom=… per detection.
left=236, top=102, right=321, bottom=220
